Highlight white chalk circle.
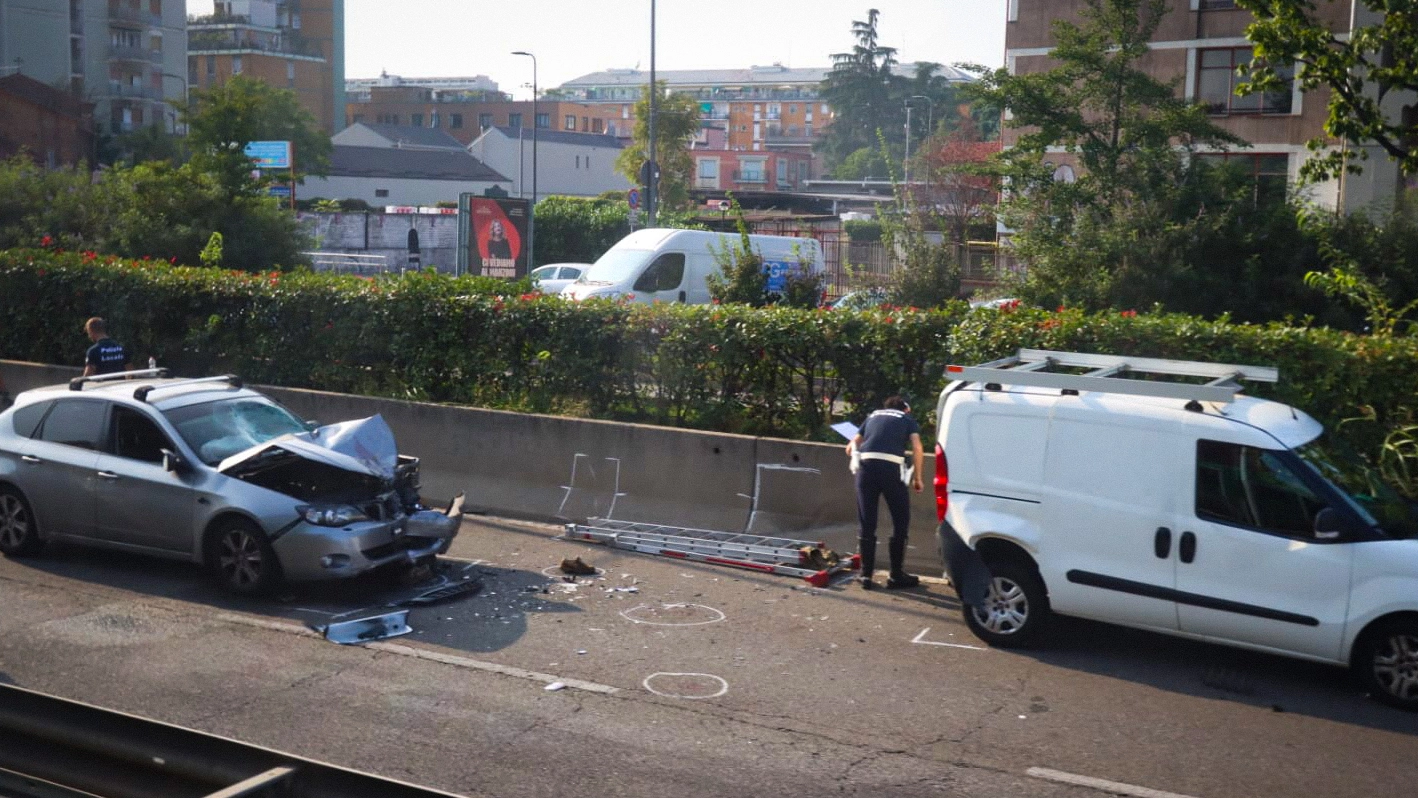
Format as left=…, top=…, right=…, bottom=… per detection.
left=643, top=672, right=729, bottom=699
left=619, top=603, right=726, bottom=626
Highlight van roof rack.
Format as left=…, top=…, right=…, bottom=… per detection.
left=946, top=349, right=1277, bottom=404
left=69, top=368, right=169, bottom=391
left=132, top=375, right=244, bottom=403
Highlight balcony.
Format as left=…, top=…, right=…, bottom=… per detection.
left=109, top=3, right=161, bottom=28
left=187, top=30, right=324, bottom=59
left=732, top=171, right=767, bottom=184
left=108, top=43, right=162, bottom=65
left=106, top=82, right=163, bottom=101
left=765, top=128, right=815, bottom=145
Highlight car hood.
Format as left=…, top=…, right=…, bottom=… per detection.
left=216, top=416, right=404, bottom=503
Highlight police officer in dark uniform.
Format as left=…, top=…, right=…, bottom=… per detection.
left=82, top=317, right=130, bottom=377
left=848, top=395, right=925, bottom=590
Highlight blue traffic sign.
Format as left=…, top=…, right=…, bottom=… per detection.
left=267, top=185, right=292, bottom=198
left=628, top=188, right=640, bottom=209
left=245, top=140, right=292, bottom=169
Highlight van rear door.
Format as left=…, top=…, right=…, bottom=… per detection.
left=1039, top=409, right=1186, bottom=632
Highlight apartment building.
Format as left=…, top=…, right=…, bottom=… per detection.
left=345, top=78, right=625, bottom=146
left=0, top=0, right=187, bottom=137
left=187, top=0, right=344, bottom=133
left=1004, top=0, right=1406, bottom=211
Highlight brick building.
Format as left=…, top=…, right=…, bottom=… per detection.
left=0, top=73, right=96, bottom=166
left=1004, top=0, right=1409, bottom=211
left=344, top=77, right=625, bottom=146
left=188, top=0, right=345, bottom=133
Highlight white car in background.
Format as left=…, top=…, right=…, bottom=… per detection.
left=530, top=263, right=589, bottom=295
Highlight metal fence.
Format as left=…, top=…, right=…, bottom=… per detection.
left=303, top=252, right=391, bottom=275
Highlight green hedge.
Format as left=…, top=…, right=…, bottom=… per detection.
left=4, top=249, right=1418, bottom=455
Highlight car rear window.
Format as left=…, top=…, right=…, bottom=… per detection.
left=10, top=400, right=53, bottom=438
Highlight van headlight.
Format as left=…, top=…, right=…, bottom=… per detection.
left=298, top=504, right=369, bottom=527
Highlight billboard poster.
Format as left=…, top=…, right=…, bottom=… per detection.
left=465, top=197, right=529, bottom=279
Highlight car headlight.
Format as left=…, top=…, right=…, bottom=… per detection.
left=297, top=504, right=369, bottom=527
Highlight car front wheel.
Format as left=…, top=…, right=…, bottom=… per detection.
left=962, top=559, right=1050, bottom=648
left=1355, top=619, right=1418, bottom=712
left=205, top=519, right=281, bottom=595
left=0, top=487, right=43, bottom=557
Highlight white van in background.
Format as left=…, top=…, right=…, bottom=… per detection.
left=562, top=228, right=824, bottom=305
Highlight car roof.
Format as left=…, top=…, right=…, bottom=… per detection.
left=17, top=378, right=268, bottom=413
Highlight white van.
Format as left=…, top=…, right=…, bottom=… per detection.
left=562, top=228, right=824, bottom=305
left=935, top=349, right=1418, bottom=710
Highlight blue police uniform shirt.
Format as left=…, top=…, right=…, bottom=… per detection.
left=86, top=337, right=128, bottom=374
left=858, top=409, right=919, bottom=455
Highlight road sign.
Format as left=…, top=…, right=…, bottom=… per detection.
left=628, top=188, right=640, bottom=209
left=267, top=185, right=292, bottom=198
left=245, top=140, right=292, bottom=169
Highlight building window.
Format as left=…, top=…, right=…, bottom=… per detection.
left=591, top=118, right=603, bottom=133
left=698, top=159, right=718, bottom=180
left=286, top=61, right=295, bottom=87
left=375, top=189, right=389, bottom=198
left=232, top=55, right=242, bottom=75
left=1198, top=0, right=1236, bottom=8
left=430, top=112, right=439, bottom=128
left=206, top=55, right=215, bottom=79
left=564, top=114, right=575, bottom=130
left=1197, top=47, right=1292, bottom=115
left=150, top=0, right=161, bottom=15
left=478, top=113, right=492, bottom=129
left=451, top=113, right=463, bottom=129
left=777, top=159, right=788, bottom=185
left=509, top=113, right=522, bottom=128
left=411, top=113, right=423, bottom=126
left=1196, top=152, right=1289, bottom=203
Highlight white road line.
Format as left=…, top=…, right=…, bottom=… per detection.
left=216, top=613, right=619, bottom=695
left=1026, top=767, right=1200, bottom=798
left=911, top=627, right=987, bottom=650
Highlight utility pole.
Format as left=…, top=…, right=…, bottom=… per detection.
left=646, top=0, right=658, bottom=227
left=512, top=51, right=538, bottom=269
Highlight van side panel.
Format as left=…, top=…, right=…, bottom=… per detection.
left=1038, top=407, right=1186, bottom=632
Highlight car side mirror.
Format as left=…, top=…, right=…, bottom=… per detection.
left=161, top=448, right=186, bottom=474
left=1314, top=507, right=1342, bottom=540
left=304, top=419, right=321, bottom=434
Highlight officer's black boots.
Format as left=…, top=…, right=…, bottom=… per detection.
left=886, top=539, right=919, bottom=589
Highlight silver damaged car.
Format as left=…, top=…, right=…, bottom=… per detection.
left=0, top=371, right=463, bottom=594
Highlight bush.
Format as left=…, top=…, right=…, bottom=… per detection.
left=4, top=248, right=1418, bottom=464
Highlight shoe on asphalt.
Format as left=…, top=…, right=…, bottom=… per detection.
left=886, top=573, right=920, bottom=589
left=560, top=557, right=597, bottom=576
left=857, top=575, right=876, bottom=590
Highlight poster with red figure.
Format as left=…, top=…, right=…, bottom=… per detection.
left=468, top=198, right=529, bottom=278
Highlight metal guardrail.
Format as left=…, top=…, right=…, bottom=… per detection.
left=303, top=252, right=391, bottom=275
left=0, top=683, right=468, bottom=798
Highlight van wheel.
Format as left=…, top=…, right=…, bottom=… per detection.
left=963, top=559, right=1050, bottom=648
left=205, top=519, right=282, bottom=596
left=0, top=487, right=43, bottom=557
left=1355, top=619, right=1418, bottom=712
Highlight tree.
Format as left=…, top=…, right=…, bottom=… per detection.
left=181, top=75, right=332, bottom=198
left=819, top=9, right=903, bottom=169
left=914, top=119, right=1000, bottom=245
left=967, top=0, right=1249, bottom=310
left=615, top=81, right=700, bottom=214
left=1238, top=0, right=1418, bottom=184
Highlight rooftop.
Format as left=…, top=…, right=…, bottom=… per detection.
left=328, top=145, right=508, bottom=182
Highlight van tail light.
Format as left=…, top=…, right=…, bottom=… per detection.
left=933, top=443, right=949, bottom=521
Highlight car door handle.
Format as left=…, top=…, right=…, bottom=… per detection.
left=21, top=455, right=42, bottom=464
left=1179, top=531, right=1197, bottom=564
left=96, top=471, right=120, bottom=480
left=1154, top=527, right=1172, bottom=558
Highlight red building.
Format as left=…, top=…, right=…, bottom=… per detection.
left=0, top=74, right=95, bottom=167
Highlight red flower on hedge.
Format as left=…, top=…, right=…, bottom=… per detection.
left=1120, top=309, right=1137, bottom=318
left=520, top=292, right=539, bottom=301
left=170, top=257, right=177, bottom=264
left=39, top=235, right=53, bottom=247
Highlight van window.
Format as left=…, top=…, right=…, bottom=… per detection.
left=1196, top=440, right=1328, bottom=537
left=633, top=253, right=685, bottom=292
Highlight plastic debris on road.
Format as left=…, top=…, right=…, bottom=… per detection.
left=316, top=610, right=412, bottom=644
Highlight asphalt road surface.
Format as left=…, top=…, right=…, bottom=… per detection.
left=0, top=515, right=1414, bottom=798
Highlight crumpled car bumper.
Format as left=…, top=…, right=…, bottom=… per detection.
left=275, top=494, right=465, bottom=582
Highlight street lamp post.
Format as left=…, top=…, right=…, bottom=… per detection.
left=646, top=0, right=657, bottom=227
left=161, top=72, right=188, bottom=134
left=903, top=95, right=934, bottom=187
left=512, top=51, right=538, bottom=270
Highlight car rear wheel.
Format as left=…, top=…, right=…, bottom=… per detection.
left=205, top=519, right=281, bottom=595
left=0, top=487, right=43, bottom=557
left=1355, top=618, right=1418, bottom=712
left=962, top=559, right=1050, bottom=648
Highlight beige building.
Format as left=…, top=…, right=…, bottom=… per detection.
left=1004, top=0, right=1409, bottom=212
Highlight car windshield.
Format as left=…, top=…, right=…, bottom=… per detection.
left=1294, top=435, right=1418, bottom=539
left=163, top=397, right=310, bottom=466
left=580, top=249, right=651, bottom=284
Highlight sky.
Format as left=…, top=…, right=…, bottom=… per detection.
left=190, top=1, right=1008, bottom=98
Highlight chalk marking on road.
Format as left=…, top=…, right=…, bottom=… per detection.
left=620, top=603, right=726, bottom=626
left=911, top=627, right=987, bottom=650
left=1025, top=767, right=1200, bottom=798
left=643, top=672, right=729, bottom=699
left=216, top=613, right=619, bottom=695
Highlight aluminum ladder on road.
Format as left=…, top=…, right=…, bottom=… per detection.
left=946, top=348, right=1279, bottom=404
left=563, top=518, right=860, bottom=587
